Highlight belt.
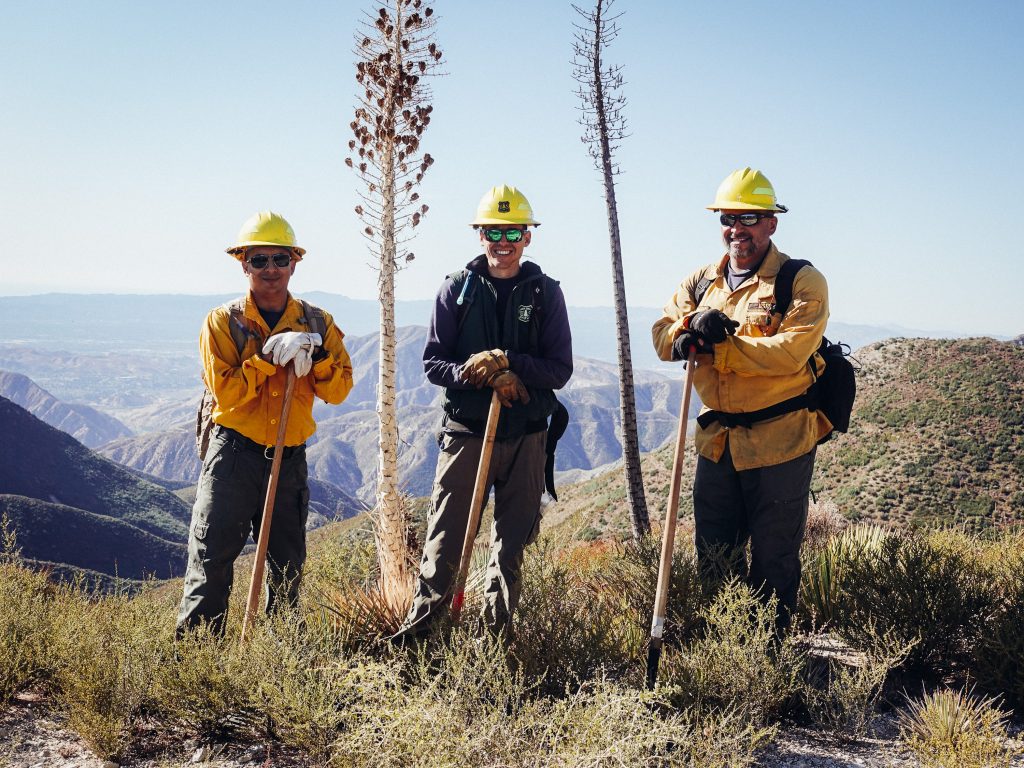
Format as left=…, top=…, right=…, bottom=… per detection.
left=696, top=389, right=818, bottom=431
left=214, top=425, right=305, bottom=460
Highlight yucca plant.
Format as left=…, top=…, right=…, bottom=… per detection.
left=899, top=686, right=1018, bottom=768
left=799, top=523, right=888, bottom=628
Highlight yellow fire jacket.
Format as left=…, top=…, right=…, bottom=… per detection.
left=201, top=293, right=354, bottom=447
left=652, top=244, right=832, bottom=470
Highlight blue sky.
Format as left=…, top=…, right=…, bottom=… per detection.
left=1, top=0, right=1021, bottom=336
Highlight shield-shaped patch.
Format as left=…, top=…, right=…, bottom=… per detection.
left=517, top=305, right=533, bottom=323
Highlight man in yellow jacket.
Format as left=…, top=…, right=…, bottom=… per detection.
left=176, top=211, right=354, bottom=637
left=652, top=168, right=831, bottom=632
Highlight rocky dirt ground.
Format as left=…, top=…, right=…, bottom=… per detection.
left=8, top=692, right=1023, bottom=768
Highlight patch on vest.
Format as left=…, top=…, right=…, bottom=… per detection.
left=517, top=305, right=533, bottom=322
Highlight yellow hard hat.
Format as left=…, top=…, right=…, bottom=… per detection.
left=470, top=184, right=541, bottom=227
left=226, top=211, right=305, bottom=260
left=707, top=168, right=788, bottom=213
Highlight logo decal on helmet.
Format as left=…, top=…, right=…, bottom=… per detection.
left=518, top=305, right=533, bottom=323
left=498, top=200, right=511, bottom=213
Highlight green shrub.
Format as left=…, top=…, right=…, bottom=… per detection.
left=513, top=542, right=640, bottom=693
left=970, top=534, right=1024, bottom=708
left=832, top=529, right=996, bottom=676
left=659, top=580, right=804, bottom=726
left=248, top=612, right=400, bottom=764
left=899, top=687, right=1018, bottom=768
left=151, top=624, right=257, bottom=736
left=333, top=629, right=774, bottom=767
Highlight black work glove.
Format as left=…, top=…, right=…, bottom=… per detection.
left=690, top=309, right=739, bottom=344
left=672, top=331, right=709, bottom=360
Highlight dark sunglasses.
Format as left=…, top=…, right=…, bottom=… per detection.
left=719, top=212, right=773, bottom=227
left=482, top=228, right=525, bottom=243
left=247, top=252, right=293, bottom=269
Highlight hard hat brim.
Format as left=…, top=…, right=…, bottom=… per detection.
left=226, top=242, right=306, bottom=259
left=706, top=203, right=786, bottom=213
left=469, top=219, right=541, bottom=227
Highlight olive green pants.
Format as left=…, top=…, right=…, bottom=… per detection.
left=399, top=429, right=546, bottom=638
left=176, top=426, right=309, bottom=637
left=693, top=444, right=816, bottom=632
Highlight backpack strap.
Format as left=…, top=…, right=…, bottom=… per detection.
left=225, top=297, right=249, bottom=355
left=693, top=275, right=714, bottom=307
left=298, top=299, right=328, bottom=338
left=453, top=270, right=478, bottom=332
left=772, top=258, right=812, bottom=317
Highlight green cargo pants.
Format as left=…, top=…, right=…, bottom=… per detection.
left=693, top=444, right=816, bottom=633
left=176, top=425, right=309, bottom=637
left=399, top=429, right=546, bottom=638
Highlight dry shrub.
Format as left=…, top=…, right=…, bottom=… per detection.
left=802, top=498, right=850, bottom=551
left=49, top=587, right=171, bottom=760
left=332, top=629, right=774, bottom=767
left=660, top=580, right=804, bottom=726
left=0, top=561, right=55, bottom=705
left=899, top=687, right=1019, bottom=768
left=801, top=627, right=914, bottom=741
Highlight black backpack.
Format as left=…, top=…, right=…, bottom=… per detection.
left=194, top=297, right=327, bottom=461
left=693, top=259, right=856, bottom=443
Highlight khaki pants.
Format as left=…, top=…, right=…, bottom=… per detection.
left=693, top=444, right=816, bottom=632
left=176, top=426, right=309, bottom=637
left=400, top=429, right=546, bottom=638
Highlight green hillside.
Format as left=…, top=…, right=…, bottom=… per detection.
left=0, top=396, right=191, bottom=541
left=549, top=337, right=1024, bottom=538
left=0, top=495, right=185, bottom=580
left=814, top=337, right=1024, bottom=528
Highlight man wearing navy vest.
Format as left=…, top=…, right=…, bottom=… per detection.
left=652, top=169, right=831, bottom=633
left=398, top=184, right=573, bottom=639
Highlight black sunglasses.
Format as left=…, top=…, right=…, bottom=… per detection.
left=247, top=252, right=293, bottom=269
left=482, top=228, right=525, bottom=243
left=719, top=213, right=774, bottom=227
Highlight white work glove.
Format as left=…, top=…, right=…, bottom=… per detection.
left=262, top=332, right=322, bottom=378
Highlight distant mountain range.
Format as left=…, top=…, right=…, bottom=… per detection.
left=0, top=291, right=998, bottom=371
left=2, top=325, right=697, bottom=505
left=0, top=370, right=133, bottom=448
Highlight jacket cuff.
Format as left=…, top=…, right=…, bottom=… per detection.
left=713, top=340, right=730, bottom=372
left=248, top=355, right=276, bottom=376
left=312, top=354, right=334, bottom=378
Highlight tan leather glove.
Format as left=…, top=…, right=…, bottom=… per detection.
left=489, top=370, right=530, bottom=408
left=460, top=349, right=509, bottom=387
